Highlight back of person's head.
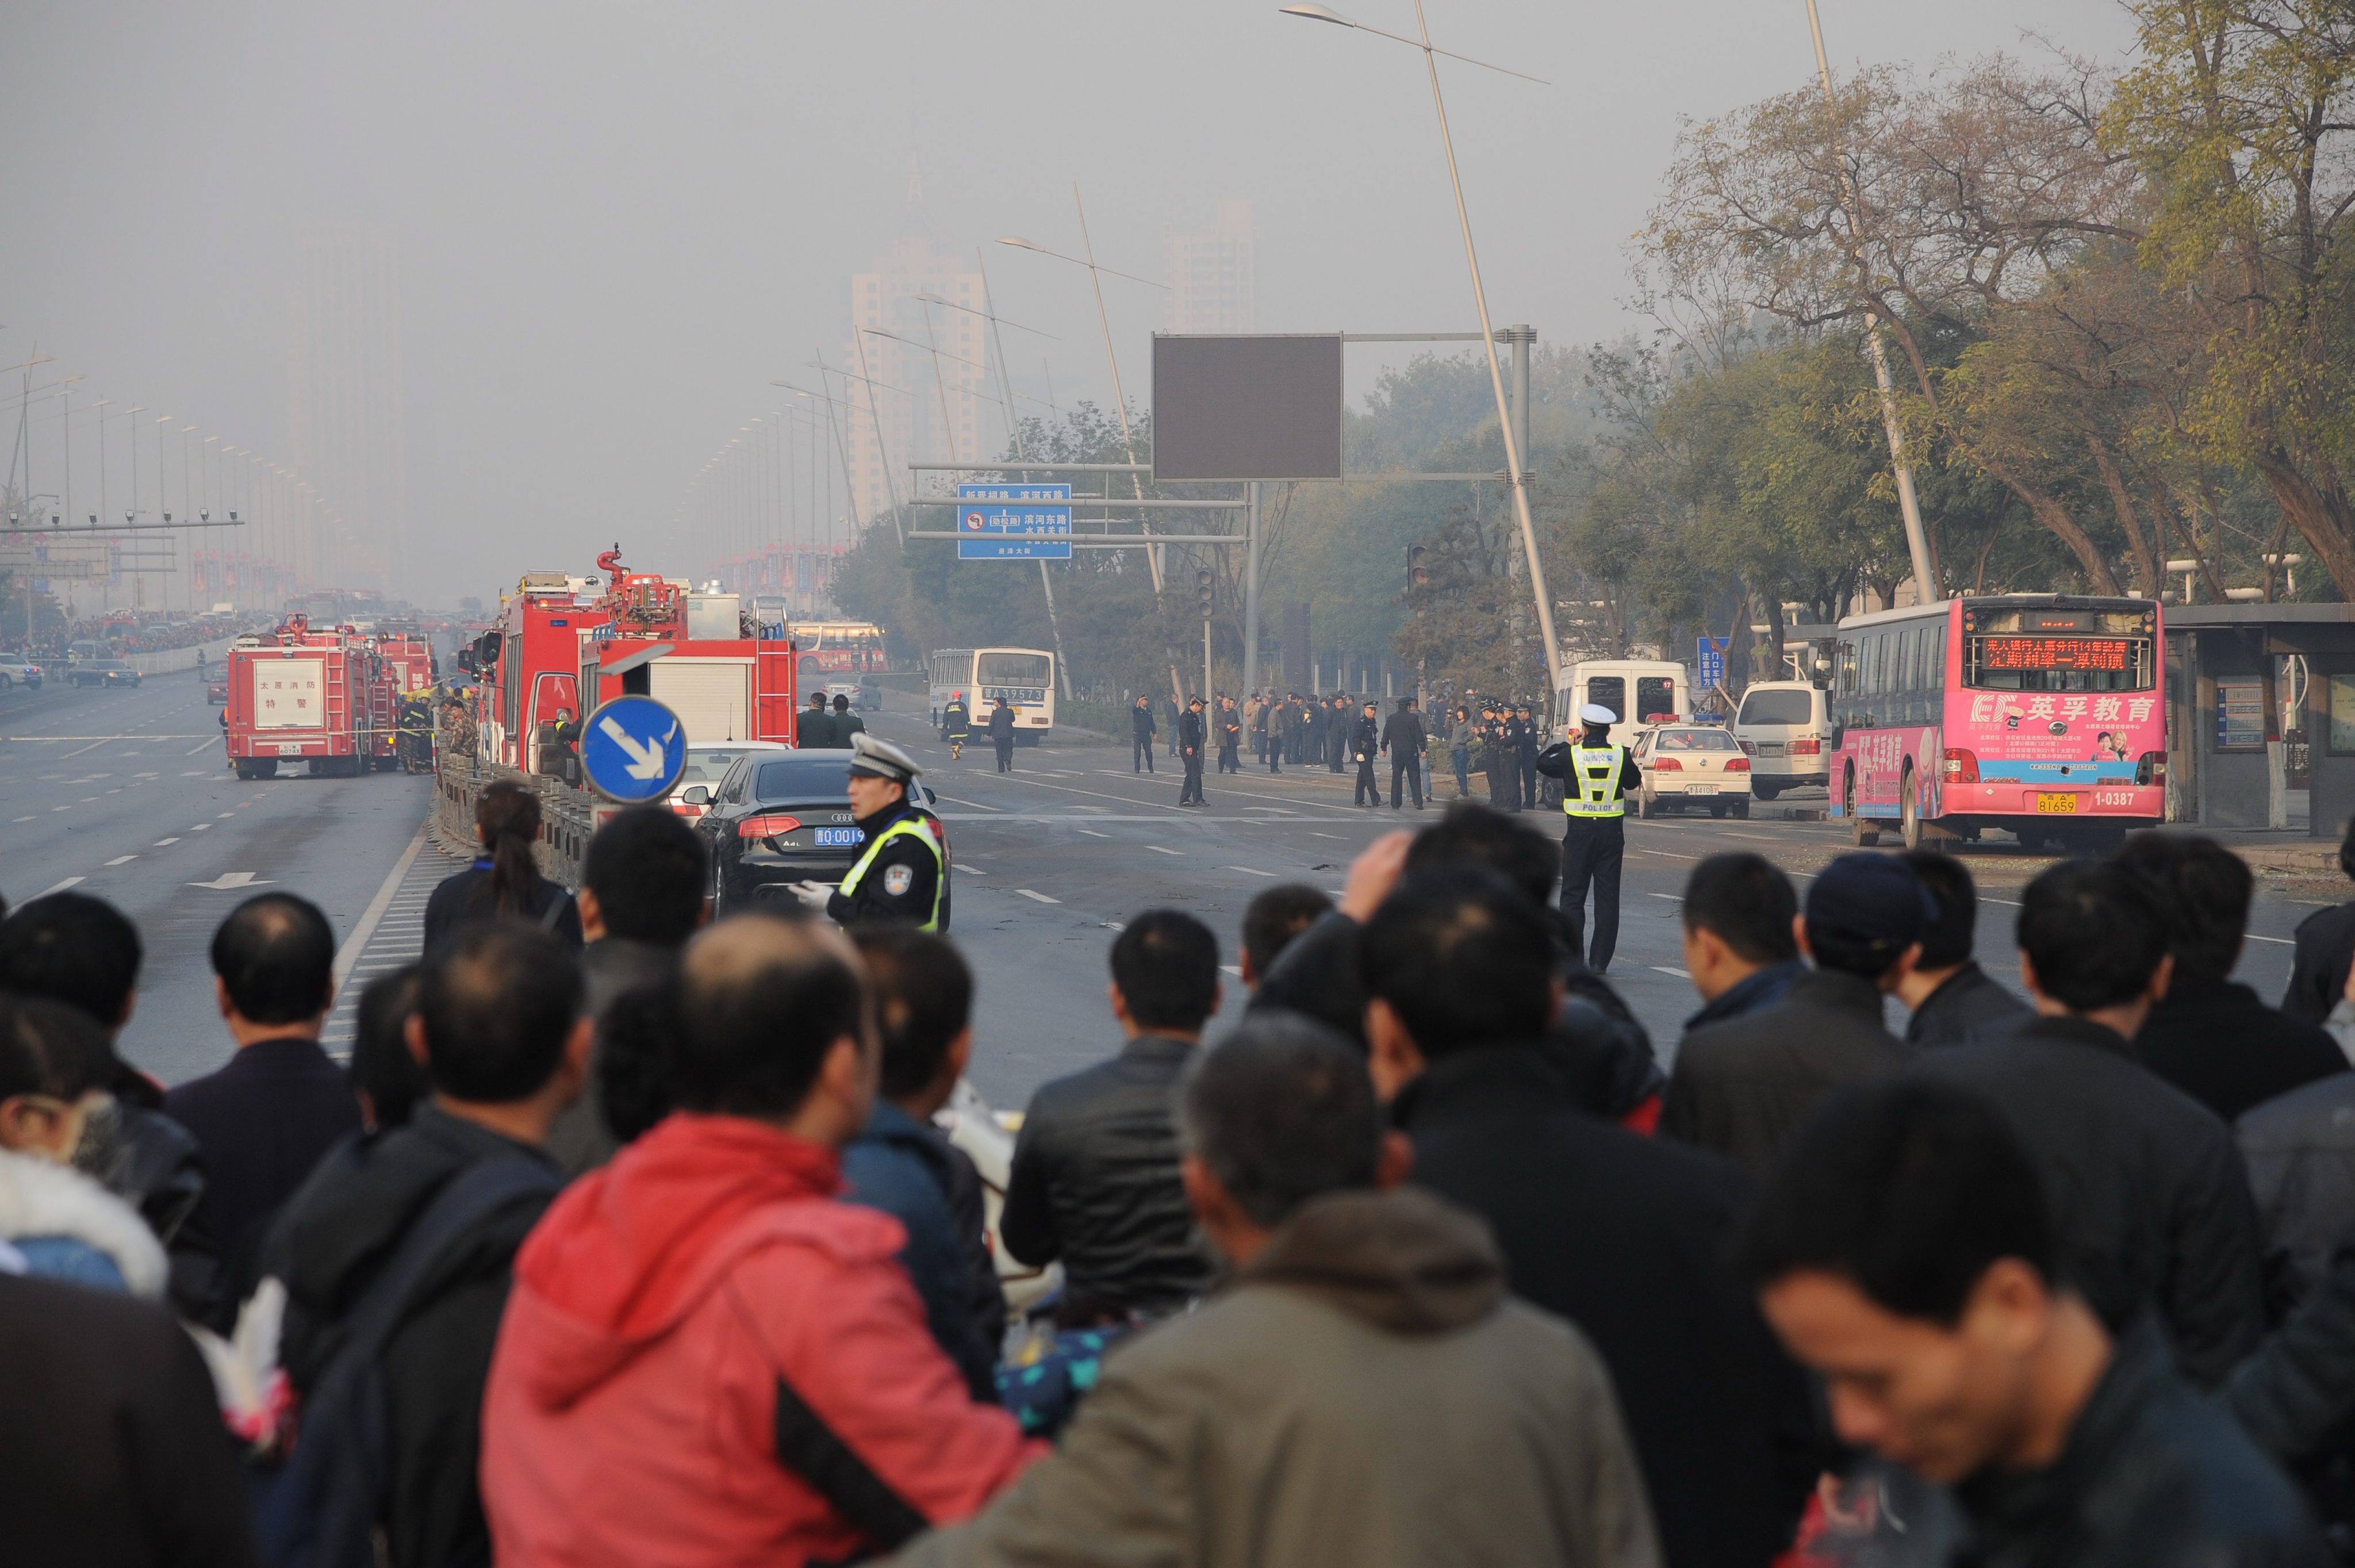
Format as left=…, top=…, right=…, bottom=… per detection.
left=598, top=977, right=678, bottom=1143
left=1682, top=853, right=1798, bottom=964
left=351, top=963, right=429, bottom=1130
left=417, top=921, right=582, bottom=1103
left=0, top=891, right=143, bottom=1029
left=1241, top=884, right=1332, bottom=984
left=1110, top=910, right=1220, bottom=1034
left=850, top=926, right=973, bottom=1102
left=1361, top=867, right=1554, bottom=1053
left=1179, top=1014, right=1379, bottom=1228
left=210, top=892, right=336, bottom=1025
left=0, top=995, right=117, bottom=1107
left=474, top=780, right=544, bottom=917
left=673, top=914, right=866, bottom=1118
left=1898, top=850, right=1981, bottom=972
left=1736, top=1076, right=2055, bottom=1320
left=1804, top=854, right=1930, bottom=981
left=582, top=806, right=709, bottom=948
left=1406, top=802, right=1558, bottom=907
left=2017, top=859, right=2169, bottom=1012
left=2110, top=832, right=2249, bottom=987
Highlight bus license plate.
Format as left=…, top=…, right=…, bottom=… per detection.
left=2035, top=792, right=2078, bottom=814
left=813, top=828, right=864, bottom=847
left=277, top=743, right=304, bottom=756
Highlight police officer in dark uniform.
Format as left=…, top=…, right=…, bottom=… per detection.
left=800, top=733, right=947, bottom=930
left=1350, top=700, right=1381, bottom=807
left=1178, top=695, right=1208, bottom=806
left=1537, top=703, right=1644, bottom=973
left=987, top=696, right=1017, bottom=773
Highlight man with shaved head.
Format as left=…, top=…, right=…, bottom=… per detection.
left=263, top=917, right=589, bottom=1568
left=483, top=913, right=1038, bottom=1568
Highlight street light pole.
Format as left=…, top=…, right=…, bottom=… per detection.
left=1283, top=2, right=1566, bottom=718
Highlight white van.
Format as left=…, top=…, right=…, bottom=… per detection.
left=1731, top=680, right=1832, bottom=800
left=1554, top=660, right=1689, bottom=750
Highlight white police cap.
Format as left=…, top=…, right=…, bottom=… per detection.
left=847, top=730, right=923, bottom=783
left=1579, top=703, right=1620, bottom=727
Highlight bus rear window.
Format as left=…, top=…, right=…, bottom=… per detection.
left=1585, top=677, right=1624, bottom=716
left=1636, top=677, right=1676, bottom=720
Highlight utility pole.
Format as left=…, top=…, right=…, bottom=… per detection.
left=1805, top=0, right=1938, bottom=603
left=972, top=249, right=1076, bottom=701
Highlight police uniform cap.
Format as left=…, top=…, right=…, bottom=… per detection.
left=847, top=731, right=923, bottom=783
left=1579, top=703, right=1619, bottom=727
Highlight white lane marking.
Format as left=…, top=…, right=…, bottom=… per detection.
left=936, top=795, right=1000, bottom=810
left=955, top=864, right=985, bottom=874
left=1228, top=866, right=1277, bottom=877
left=62, top=740, right=107, bottom=757
left=2249, top=933, right=2295, bottom=945
left=104, top=855, right=137, bottom=866
left=1220, top=964, right=1242, bottom=977
left=191, top=823, right=210, bottom=831
left=9, top=815, right=29, bottom=823
left=1647, top=892, right=1683, bottom=900
left=1102, top=921, right=1125, bottom=930
left=49, top=804, right=70, bottom=811
left=1652, top=965, right=1692, bottom=978
left=1145, top=845, right=1182, bottom=856
left=1312, top=832, right=1343, bottom=839
left=181, top=769, right=209, bottom=777
left=34, top=877, right=85, bottom=896
left=332, top=827, right=429, bottom=995
left=154, top=838, right=179, bottom=846
left=185, top=740, right=216, bottom=756
left=217, top=811, right=235, bottom=819
left=1077, top=828, right=1111, bottom=838
left=1015, top=888, right=1060, bottom=903
left=188, top=872, right=269, bottom=890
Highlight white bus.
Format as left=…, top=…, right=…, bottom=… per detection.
left=929, top=647, right=1056, bottom=745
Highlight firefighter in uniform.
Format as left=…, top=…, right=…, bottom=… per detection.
left=1536, top=703, right=1643, bottom=974
left=795, top=733, right=948, bottom=930
left=942, top=690, right=971, bottom=760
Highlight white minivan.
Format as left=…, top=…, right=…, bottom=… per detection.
left=1731, top=681, right=1832, bottom=800
left=1554, top=660, right=1689, bottom=750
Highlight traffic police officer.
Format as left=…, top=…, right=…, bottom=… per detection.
left=1536, top=703, right=1643, bottom=973
left=799, top=732, right=948, bottom=929
left=942, top=689, right=971, bottom=759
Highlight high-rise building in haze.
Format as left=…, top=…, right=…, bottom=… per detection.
left=1168, top=200, right=1256, bottom=334
left=841, top=231, right=987, bottom=528
left=285, top=224, right=407, bottom=592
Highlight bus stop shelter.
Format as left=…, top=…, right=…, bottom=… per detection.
left=2164, top=604, right=2355, bottom=837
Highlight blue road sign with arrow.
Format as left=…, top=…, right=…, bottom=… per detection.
left=578, top=695, right=688, bottom=804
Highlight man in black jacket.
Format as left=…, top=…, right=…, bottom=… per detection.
left=267, top=921, right=588, bottom=1568
left=1263, top=694, right=1287, bottom=775
left=1129, top=694, right=1156, bottom=773
left=1892, top=849, right=2028, bottom=1047
left=1381, top=695, right=1426, bottom=811
left=1660, top=853, right=1922, bottom=1180
left=1675, top=853, right=1806, bottom=1037
left=165, top=893, right=363, bottom=1320
left=1367, top=867, right=1821, bottom=1568
left=1176, top=696, right=1207, bottom=807
left=800, top=689, right=838, bottom=748
left=987, top=696, right=1017, bottom=773
left=0, top=1271, right=262, bottom=1568
left=1002, top=911, right=1219, bottom=1322
left=1913, top=859, right=2265, bottom=1388
left=1215, top=696, right=1241, bottom=775
left=1739, top=1075, right=2329, bottom=1568
left=2118, top=832, right=2346, bottom=1121
left=2284, top=816, right=2355, bottom=1026
left=1350, top=701, right=1381, bottom=807
left=1328, top=693, right=1350, bottom=773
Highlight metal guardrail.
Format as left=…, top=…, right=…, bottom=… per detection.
left=432, top=742, right=595, bottom=890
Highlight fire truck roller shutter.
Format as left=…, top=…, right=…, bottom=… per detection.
left=650, top=658, right=754, bottom=745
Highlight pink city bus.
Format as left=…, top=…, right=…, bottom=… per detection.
left=1828, top=595, right=2166, bottom=853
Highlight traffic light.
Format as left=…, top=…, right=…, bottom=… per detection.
left=1409, top=545, right=1429, bottom=592
left=1196, top=568, right=1215, bottom=619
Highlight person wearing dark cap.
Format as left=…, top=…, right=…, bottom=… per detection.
left=806, top=733, right=949, bottom=930
left=1658, top=852, right=1922, bottom=1181
left=1536, top=704, right=1646, bottom=973
left=1913, top=859, right=2265, bottom=1389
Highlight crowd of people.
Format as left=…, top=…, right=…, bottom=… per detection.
left=17, top=784, right=2355, bottom=1565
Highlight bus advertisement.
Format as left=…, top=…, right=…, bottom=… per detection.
left=1829, top=595, right=2164, bottom=853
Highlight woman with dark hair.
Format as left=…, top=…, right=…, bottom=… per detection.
left=421, top=781, right=584, bottom=951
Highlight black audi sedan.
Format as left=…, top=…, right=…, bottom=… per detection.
left=688, top=750, right=953, bottom=925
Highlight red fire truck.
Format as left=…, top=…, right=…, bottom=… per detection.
left=462, top=548, right=797, bottom=780
left=366, top=626, right=439, bottom=769
left=223, top=614, right=380, bottom=780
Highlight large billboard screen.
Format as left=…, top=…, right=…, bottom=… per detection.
left=1152, top=335, right=1343, bottom=481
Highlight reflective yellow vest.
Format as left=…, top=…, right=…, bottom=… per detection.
left=836, top=813, right=946, bottom=930
left=1562, top=742, right=1628, bottom=819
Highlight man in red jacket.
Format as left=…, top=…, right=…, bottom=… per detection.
left=481, top=915, right=1040, bottom=1566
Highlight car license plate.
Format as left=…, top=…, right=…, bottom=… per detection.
left=813, top=827, right=864, bottom=847
left=1758, top=742, right=1785, bottom=756
left=2036, top=792, right=2078, bottom=814
left=1687, top=783, right=1715, bottom=796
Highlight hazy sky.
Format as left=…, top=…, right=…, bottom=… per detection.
left=2, top=0, right=2140, bottom=604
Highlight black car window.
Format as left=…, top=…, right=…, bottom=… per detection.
left=756, top=758, right=853, bottom=801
